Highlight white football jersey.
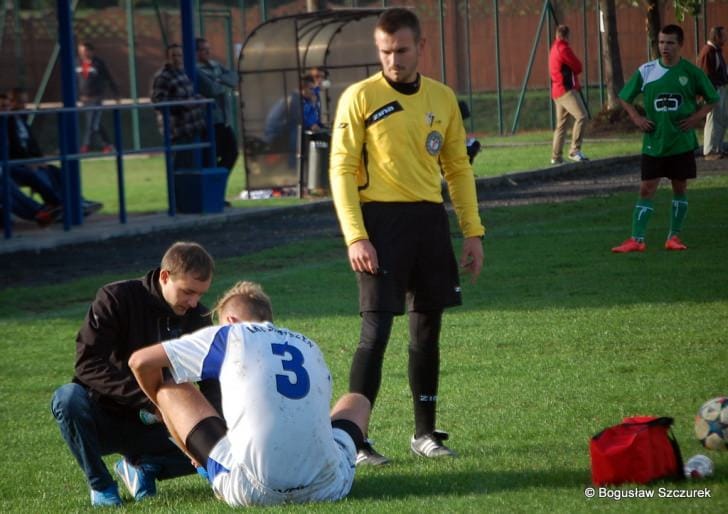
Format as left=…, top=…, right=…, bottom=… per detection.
left=162, top=321, right=338, bottom=491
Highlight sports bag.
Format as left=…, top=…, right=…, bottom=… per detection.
left=589, top=416, right=684, bottom=485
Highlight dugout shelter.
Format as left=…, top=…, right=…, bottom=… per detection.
left=237, top=8, right=384, bottom=196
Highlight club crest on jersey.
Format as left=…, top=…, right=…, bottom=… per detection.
left=425, top=130, right=444, bottom=156
left=679, top=75, right=688, bottom=86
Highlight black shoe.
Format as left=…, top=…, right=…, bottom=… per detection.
left=82, top=200, right=103, bottom=217
left=356, top=440, right=390, bottom=466
left=410, top=430, right=457, bottom=458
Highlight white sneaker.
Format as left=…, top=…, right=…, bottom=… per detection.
left=550, top=157, right=563, bottom=165
left=568, top=151, right=589, bottom=162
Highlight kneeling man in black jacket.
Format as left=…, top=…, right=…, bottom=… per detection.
left=51, top=241, right=221, bottom=507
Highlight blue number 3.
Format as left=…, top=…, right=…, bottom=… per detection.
left=271, top=343, right=310, bottom=399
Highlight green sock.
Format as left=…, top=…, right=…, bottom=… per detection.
left=631, top=199, right=654, bottom=241
left=669, top=194, right=688, bottom=237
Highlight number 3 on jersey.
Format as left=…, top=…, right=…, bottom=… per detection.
left=271, top=342, right=310, bottom=399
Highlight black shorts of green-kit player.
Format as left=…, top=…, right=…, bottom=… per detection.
left=641, top=150, right=697, bottom=181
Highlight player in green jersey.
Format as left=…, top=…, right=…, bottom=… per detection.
left=613, top=24, right=718, bottom=253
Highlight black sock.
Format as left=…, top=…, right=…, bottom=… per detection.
left=408, top=310, right=442, bottom=438
left=349, top=311, right=394, bottom=407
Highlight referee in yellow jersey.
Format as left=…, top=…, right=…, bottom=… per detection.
left=330, top=8, right=485, bottom=465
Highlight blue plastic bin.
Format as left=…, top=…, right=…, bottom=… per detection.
left=174, top=167, right=227, bottom=214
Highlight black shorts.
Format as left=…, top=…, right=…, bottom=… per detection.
left=641, top=151, right=696, bottom=180
left=357, top=202, right=462, bottom=314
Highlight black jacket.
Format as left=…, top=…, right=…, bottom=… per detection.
left=77, top=55, right=119, bottom=99
left=7, top=114, right=43, bottom=160
left=73, top=268, right=221, bottom=416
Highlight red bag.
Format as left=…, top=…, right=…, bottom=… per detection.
left=589, top=416, right=684, bottom=486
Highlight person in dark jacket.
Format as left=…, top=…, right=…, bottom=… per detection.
left=697, top=26, right=728, bottom=159
left=77, top=41, right=120, bottom=153
left=6, top=87, right=103, bottom=217
left=50, top=241, right=221, bottom=507
left=549, top=24, right=589, bottom=164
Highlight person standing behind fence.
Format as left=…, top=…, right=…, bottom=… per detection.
left=77, top=41, right=120, bottom=154
left=195, top=38, right=239, bottom=179
left=329, top=7, right=485, bottom=465
left=698, top=26, right=728, bottom=159
left=151, top=44, right=207, bottom=171
left=612, top=24, right=717, bottom=253
left=549, top=25, right=589, bottom=165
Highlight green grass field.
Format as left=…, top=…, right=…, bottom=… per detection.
left=76, top=131, right=643, bottom=215
left=1, top=169, right=727, bottom=512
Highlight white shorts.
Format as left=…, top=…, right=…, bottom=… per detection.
left=207, top=427, right=357, bottom=507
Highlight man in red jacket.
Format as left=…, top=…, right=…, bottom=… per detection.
left=549, top=25, right=589, bottom=164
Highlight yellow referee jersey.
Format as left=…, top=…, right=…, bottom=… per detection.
left=330, top=72, right=485, bottom=246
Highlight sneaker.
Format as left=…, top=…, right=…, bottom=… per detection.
left=410, top=430, right=457, bottom=458
left=113, top=459, right=157, bottom=501
left=704, top=152, right=723, bottom=160
left=356, top=440, right=390, bottom=466
left=568, top=150, right=589, bottom=162
left=665, top=235, right=687, bottom=251
left=196, top=465, right=210, bottom=482
left=611, top=237, right=646, bottom=253
left=34, top=205, right=61, bottom=227
left=550, top=157, right=563, bottom=165
left=90, top=484, right=122, bottom=507
left=82, top=200, right=104, bottom=217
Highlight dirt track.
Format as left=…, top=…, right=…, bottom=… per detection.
left=2, top=156, right=725, bottom=289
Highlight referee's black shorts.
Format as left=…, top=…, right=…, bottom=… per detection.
left=357, top=201, right=462, bottom=315
left=641, top=150, right=696, bottom=181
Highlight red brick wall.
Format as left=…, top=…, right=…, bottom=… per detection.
left=1, top=2, right=726, bottom=102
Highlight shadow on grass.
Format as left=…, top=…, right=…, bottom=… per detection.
left=351, top=468, right=589, bottom=499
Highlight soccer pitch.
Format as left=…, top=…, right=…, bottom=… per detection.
left=1, top=174, right=727, bottom=512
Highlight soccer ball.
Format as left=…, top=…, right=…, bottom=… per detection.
left=695, top=397, right=728, bottom=450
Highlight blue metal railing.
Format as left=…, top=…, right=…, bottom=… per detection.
left=1, top=98, right=216, bottom=240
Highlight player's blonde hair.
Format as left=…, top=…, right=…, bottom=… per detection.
left=213, top=281, right=273, bottom=324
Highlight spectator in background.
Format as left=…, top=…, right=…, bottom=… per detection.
left=549, top=24, right=589, bottom=164
left=195, top=38, right=239, bottom=174
left=301, top=74, right=323, bottom=132
left=77, top=41, right=120, bottom=154
left=307, top=66, right=328, bottom=123
left=151, top=44, right=207, bottom=171
left=0, top=171, right=60, bottom=226
left=698, top=26, right=728, bottom=159
left=50, top=242, right=222, bottom=507
left=6, top=87, right=103, bottom=217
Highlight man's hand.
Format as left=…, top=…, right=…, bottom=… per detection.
left=460, top=237, right=484, bottom=284
left=631, top=113, right=655, bottom=132
left=679, top=104, right=715, bottom=131
left=348, top=239, right=379, bottom=275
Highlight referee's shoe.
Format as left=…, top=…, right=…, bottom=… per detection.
left=410, top=430, right=457, bottom=458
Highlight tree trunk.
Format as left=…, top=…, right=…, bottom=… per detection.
left=644, top=0, right=662, bottom=60
left=600, top=0, right=625, bottom=110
